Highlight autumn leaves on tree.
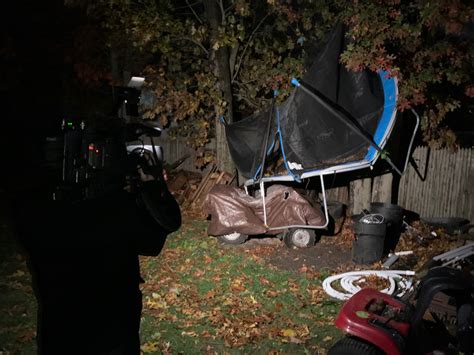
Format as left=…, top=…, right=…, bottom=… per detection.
left=66, top=0, right=473, bottom=169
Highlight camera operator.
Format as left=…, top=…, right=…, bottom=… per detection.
left=9, top=129, right=180, bottom=355
left=7, top=103, right=180, bottom=354
left=1, top=8, right=181, bottom=353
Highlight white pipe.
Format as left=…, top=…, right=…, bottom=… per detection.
left=442, top=251, right=474, bottom=267
left=394, top=251, right=413, bottom=256
left=434, top=244, right=474, bottom=261
left=322, top=270, right=415, bottom=301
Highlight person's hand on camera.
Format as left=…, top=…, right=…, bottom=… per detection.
left=138, top=166, right=168, bottom=182
left=124, top=166, right=169, bottom=193
left=137, top=166, right=155, bottom=182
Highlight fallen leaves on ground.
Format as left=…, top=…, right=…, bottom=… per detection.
left=396, top=221, right=463, bottom=271
left=356, top=274, right=390, bottom=291
left=139, top=220, right=340, bottom=353
left=331, top=219, right=356, bottom=248
left=139, top=216, right=469, bottom=351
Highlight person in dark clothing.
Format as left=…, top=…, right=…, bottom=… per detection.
left=2, top=4, right=181, bottom=352
left=10, top=163, right=177, bottom=355
left=4, top=96, right=179, bottom=354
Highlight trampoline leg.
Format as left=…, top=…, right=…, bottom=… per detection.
left=319, top=175, right=329, bottom=228
left=260, top=180, right=268, bottom=227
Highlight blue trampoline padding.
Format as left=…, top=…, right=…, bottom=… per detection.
left=364, top=70, right=397, bottom=161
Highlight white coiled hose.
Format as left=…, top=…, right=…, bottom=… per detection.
left=322, top=270, right=416, bottom=301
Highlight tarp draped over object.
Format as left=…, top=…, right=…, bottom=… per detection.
left=225, top=24, right=386, bottom=178
left=204, top=184, right=325, bottom=236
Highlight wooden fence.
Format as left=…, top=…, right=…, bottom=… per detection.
left=159, top=134, right=216, bottom=173
left=160, top=134, right=474, bottom=221
left=398, top=147, right=474, bottom=221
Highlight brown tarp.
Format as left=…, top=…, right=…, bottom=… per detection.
left=203, top=184, right=325, bottom=236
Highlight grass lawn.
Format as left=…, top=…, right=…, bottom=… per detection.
left=0, top=217, right=344, bottom=354
left=139, top=220, right=343, bottom=354
left=0, top=211, right=37, bottom=355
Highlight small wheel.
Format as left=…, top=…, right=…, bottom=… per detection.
left=328, top=336, right=384, bottom=355
left=283, top=228, right=315, bottom=248
left=217, top=232, right=248, bottom=245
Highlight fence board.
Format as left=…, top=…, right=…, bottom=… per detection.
left=158, top=133, right=216, bottom=173
left=398, top=147, right=474, bottom=221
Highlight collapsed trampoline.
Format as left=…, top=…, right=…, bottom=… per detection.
left=205, top=25, right=419, bottom=247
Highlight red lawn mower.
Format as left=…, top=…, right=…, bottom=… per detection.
left=328, top=266, right=474, bottom=355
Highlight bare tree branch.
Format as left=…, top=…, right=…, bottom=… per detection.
left=170, top=35, right=209, bottom=55
left=170, top=1, right=201, bottom=11
left=233, top=81, right=265, bottom=108
left=235, top=93, right=259, bottom=108
left=224, top=2, right=235, bottom=15
left=186, top=0, right=203, bottom=24
left=218, top=0, right=226, bottom=25
left=232, top=13, right=271, bottom=83
left=229, top=43, right=239, bottom=78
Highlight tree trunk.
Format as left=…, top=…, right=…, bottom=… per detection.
left=203, top=0, right=234, bottom=174
left=214, top=116, right=234, bottom=174
left=372, top=173, right=393, bottom=203
left=350, top=177, right=372, bottom=215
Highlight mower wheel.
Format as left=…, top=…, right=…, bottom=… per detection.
left=283, top=228, right=316, bottom=248
left=328, top=336, right=384, bottom=355
left=217, top=232, right=248, bottom=245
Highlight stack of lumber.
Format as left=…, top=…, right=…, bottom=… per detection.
left=166, top=170, right=202, bottom=205
left=166, top=165, right=235, bottom=215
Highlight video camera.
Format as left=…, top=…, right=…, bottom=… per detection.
left=53, top=77, right=165, bottom=202
left=47, top=76, right=181, bottom=248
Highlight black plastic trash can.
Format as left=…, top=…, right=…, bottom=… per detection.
left=370, top=203, right=404, bottom=253
left=352, top=216, right=386, bottom=264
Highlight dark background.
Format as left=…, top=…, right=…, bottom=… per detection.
left=1, top=1, right=70, bottom=191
